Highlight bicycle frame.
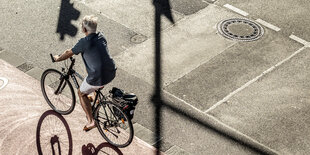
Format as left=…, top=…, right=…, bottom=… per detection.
left=52, top=55, right=119, bottom=127
left=54, top=57, right=84, bottom=94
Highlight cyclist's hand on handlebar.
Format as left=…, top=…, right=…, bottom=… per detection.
left=53, top=54, right=61, bottom=62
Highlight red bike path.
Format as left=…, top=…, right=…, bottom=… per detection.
left=0, top=59, right=162, bottom=154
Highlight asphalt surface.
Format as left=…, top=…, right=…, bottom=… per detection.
left=1, top=0, right=310, bottom=154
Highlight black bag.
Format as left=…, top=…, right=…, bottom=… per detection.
left=110, top=87, right=138, bottom=120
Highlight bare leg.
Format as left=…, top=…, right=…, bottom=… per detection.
left=78, top=89, right=96, bottom=129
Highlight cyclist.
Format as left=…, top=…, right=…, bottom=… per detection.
left=53, top=15, right=116, bottom=132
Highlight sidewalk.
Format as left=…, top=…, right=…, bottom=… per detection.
left=0, top=59, right=162, bottom=155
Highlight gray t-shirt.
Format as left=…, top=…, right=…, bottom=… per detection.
left=72, top=32, right=116, bottom=86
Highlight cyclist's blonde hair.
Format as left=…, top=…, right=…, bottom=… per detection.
left=82, top=15, right=98, bottom=33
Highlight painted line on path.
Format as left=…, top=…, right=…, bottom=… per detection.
left=256, top=19, right=281, bottom=32
left=289, top=35, right=310, bottom=47
left=223, top=4, right=249, bottom=16
left=205, top=46, right=307, bottom=113
left=0, top=77, right=8, bottom=90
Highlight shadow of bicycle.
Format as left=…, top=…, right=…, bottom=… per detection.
left=36, top=110, right=73, bottom=155
left=82, top=143, right=123, bottom=155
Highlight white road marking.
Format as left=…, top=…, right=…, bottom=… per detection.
left=289, top=35, right=309, bottom=46
left=223, top=4, right=249, bottom=16
left=163, top=90, right=204, bottom=113
left=205, top=46, right=307, bottom=113
left=256, top=19, right=281, bottom=32
left=0, top=77, right=8, bottom=90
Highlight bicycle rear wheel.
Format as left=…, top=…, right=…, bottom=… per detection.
left=94, top=102, right=134, bottom=148
left=41, top=69, right=75, bottom=115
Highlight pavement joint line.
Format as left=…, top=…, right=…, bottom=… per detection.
left=205, top=114, right=280, bottom=155
left=165, top=41, right=238, bottom=86
left=163, top=89, right=204, bottom=113
left=223, top=4, right=249, bottom=17
left=163, top=87, right=279, bottom=154
left=289, top=34, right=309, bottom=46
left=202, top=0, right=216, bottom=4
left=165, top=145, right=189, bottom=155
left=255, top=19, right=281, bottom=32
left=205, top=46, right=307, bottom=113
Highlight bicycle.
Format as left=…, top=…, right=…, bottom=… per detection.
left=40, top=54, right=134, bottom=148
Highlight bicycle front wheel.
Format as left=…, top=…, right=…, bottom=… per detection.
left=41, top=69, right=75, bottom=115
left=94, top=102, right=134, bottom=148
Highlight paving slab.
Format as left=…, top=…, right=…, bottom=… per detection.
left=216, top=0, right=310, bottom=41
left=0, top=50, right=26, bottom=67
left=0, top=59, right=162, bottom=154
left=169, top=0, right=209, bottom=15
left=132, top=123, right=162, bottom=146
left=165, top=22, right=303, bottom=111
left=82, top=0, right=184, bottom=37
left=208, top=48, right=310, bottom=154
left=25, top=67, right=44, bottom=81
left=114, top=4, right=243, bottom=87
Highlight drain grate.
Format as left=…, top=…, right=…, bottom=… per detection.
left=17, top=62, right=34, bottom=72
left=217, top=18, right=264, bottom=41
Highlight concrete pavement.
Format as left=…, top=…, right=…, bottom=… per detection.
left=1, top=0, right=310, bottom=154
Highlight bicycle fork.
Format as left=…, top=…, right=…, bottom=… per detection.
left=54, top=76, right=67, bottom=95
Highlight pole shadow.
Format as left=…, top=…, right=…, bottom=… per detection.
left=152, top=0, right=174, bottom=155
left=36, top=110, right=73, bottom=155
left=82, top=142, right=123, bottom=155
left=152, top=1, right=275, bottom=155
left=56, top=0, right=80, bottom=40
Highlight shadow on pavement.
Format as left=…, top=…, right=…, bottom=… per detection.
left=36, top=110, right=73, bottom=155
left=56, top=0, right=80, bottom=40
left=152, top=1, right=174, bottom=155
left=82, top=142, right=123, bottom=155
left=152, top=1, right=275, bottom=155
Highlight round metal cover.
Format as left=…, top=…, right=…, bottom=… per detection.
left=130, top=34, right=147, bottom=44
left=217, top=18, right=264, bottom=41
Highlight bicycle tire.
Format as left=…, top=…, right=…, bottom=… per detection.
left=94, top=101, right=134, bottom=148
left=41, top=69, right=76, bottom=115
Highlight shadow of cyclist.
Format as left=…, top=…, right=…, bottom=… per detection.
left=82, top=143, right=123, bottom=155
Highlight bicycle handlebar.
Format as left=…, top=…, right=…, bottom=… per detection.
left=50, top=54, right=55, bottom=63
left=50, top=54, right=75, bottom=63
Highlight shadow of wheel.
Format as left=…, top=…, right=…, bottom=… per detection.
left=36, top=110, right=73, bottom=155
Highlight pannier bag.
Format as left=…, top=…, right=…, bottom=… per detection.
left=110, top=87, right=138, bottom=120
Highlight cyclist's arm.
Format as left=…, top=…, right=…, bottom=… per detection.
left=54, top=49, right=74, bottom=62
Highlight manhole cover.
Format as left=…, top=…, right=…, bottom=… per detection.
left=217, top=18, right=264, bottom=41
left=130, top=34, right=147, bottom=44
